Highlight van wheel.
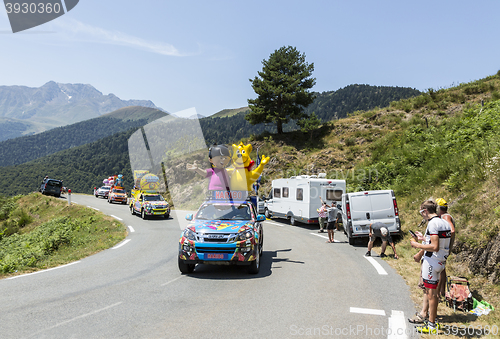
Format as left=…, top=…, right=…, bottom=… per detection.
left=264, top=208, right=271, bottom=219
left=130, top=205, right=135, bottom=215
left=290, top=215, right=297, bottom=226
left=141, top=209, right=147, bottom=220
left=347, top=228, right=355, bottom=245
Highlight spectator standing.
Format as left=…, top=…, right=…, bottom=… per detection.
left=325, top=202, right=339, bottom=243
left=436, top=198, right=456, bottom=299
left=317, top=202, right=327, bottom=233
left=410, top=200, right=452, bottom=334
left=365, top=222, right=399, bottom=259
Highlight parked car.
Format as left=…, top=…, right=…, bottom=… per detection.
left=40, top=179, right=63, bottom=197
left=178, top=199, right=264, bottom=274
left=108, top=188, right=128, bottom=204
left=95, top=186, right=111, bottom=198
left=341, top=190, right=401, bottom=245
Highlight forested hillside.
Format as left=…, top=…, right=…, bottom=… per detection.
left=200, top=84, right=420, bottom=144
left=304, top=84, right=421, bottom=121
left=0, top=107, right=167, bottom=167
left=0, top=130, right=135, bottom=195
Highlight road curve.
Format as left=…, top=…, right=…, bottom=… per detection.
left=0, top=194, right=418, bottom=339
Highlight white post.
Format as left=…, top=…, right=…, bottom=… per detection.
left=68, top=189, right=71, bottom=206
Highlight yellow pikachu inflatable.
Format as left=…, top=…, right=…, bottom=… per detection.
left=227, top=142, right=270, bottom=192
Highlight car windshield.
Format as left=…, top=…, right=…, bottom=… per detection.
left=101, top=187, right=110, bottom=191
left=113, top=189, right=125, bottom=194
left=195, top=203, right=252, bottom=220
left=144, top=195, right=163, bottom=201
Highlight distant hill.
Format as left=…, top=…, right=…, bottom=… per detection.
left=209, top=107, right=250, bottom=118
left=0, top=106, right=168, bottom=167
left=304, top=84, right=421, bottom=121
left=0, top=81, right=165, bottom=141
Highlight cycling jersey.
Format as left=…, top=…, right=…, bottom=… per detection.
left=424, top=216, right=451, bottom=262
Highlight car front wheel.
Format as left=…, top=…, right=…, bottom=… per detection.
left=141, top=209, right=147, bottom=220
left=178, top=257, right=195, bottom=274
left=247, top=244, right=260, bottom=274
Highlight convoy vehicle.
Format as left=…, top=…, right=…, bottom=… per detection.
left=108, top=187, right=128, bottom=204
left=130, top=192, right=170, bottom=219
left=40, top=179, right=63, bottom=197
left=178, top=197, right=264, bottom=274
left=95, top=186, right=111, bottom=198
left=262, top=174, right=346, bottom=225
left=341, top=190, right=401, bottom=245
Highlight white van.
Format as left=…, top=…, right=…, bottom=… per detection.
left=341, top=190, right=401, bottom=245
left=264, top=175, right=346, bottom=226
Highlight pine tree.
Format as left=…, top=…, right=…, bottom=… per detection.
left=247, top=46, right=316, bottom=134
left=297, top=112, right=321, bottom=142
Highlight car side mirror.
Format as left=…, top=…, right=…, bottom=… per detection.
left=257, top=215, right=265, bottom=222
left=185, top=214, right=193, bottom=221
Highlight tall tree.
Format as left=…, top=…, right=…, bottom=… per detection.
left=247, top=46, right=316, bottom=134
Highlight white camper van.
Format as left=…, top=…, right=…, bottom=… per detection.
left=264, top=175, right=346, bottom=225
left=341, top=190, right=401, bottom=245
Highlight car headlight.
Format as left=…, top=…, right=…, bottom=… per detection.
left=183, top=228, right=196, bottom=241
left=236, top=230, right=254, bottom=242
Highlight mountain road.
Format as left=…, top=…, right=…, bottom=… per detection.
left=0, top=194, right=418, bottom=338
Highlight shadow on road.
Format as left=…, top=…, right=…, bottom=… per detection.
left=182, top=248, right=303, bottom=280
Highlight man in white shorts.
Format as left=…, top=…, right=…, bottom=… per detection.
left=410, top=200, right=451, bottom=334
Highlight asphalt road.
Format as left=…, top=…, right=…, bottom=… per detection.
left=0, top=194, right=419, bottom=339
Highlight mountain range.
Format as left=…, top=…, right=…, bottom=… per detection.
left=0, top=82, right=422, bottom=194
left=0, top=81, right=164, bottom=141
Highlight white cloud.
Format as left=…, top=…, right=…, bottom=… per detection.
left=52, top=18, right=193, bottom=57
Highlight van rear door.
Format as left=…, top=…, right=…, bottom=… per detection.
left=367, top=191, right=398, bottom=233
left=350, top=193, right=372, bottom=235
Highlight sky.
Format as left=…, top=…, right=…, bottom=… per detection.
left=1, top=0, right=499, bottom=118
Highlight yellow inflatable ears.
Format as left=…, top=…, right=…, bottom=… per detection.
left=227, top=142, right=270, bottom=191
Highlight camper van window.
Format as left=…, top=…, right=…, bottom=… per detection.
left=274, top=188, right=281, bottom=198
left=296, top=188, right=303, bottom=201
left=326, top=189, right=343, bottom=201
left=283, top=187, right=289, bottom=198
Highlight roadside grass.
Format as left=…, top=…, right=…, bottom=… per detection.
left=0, top=192, right=127, bottom=278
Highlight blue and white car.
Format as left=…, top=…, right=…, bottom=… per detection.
left=178, top=199, right=264, bottom=274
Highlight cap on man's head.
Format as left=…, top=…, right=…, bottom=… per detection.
left=436, top=198, right=447, bottom=207
left=380, top=227, right=388, bottom=237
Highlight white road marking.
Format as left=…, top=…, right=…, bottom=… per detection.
left=110, top=215, right=123, bottom=221
left=88, top=206, right=99, bottom=211
left=128, top=226, right=135, bottom=233
left=310, top=233, right=341, bottom=242
left=388, top=310, right=408, bottom=339
left=364, top=256, right=388, bottom=275
left=112, top=239, right=131, bottom=249
left=7, top=261, right=81, bottom=280
left=161, top=275, right=184, bottom=286
left=38, top=302, right=123, bottom=333
left=350, top=307, right=386, bottom=316
left=265, top=221, right=285, bottom=227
